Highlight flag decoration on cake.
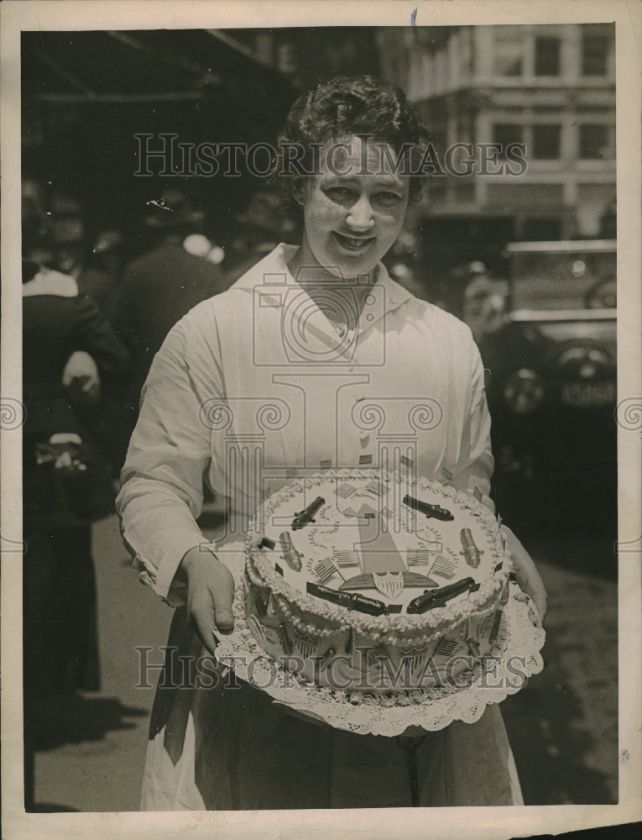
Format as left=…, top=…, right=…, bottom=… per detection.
left=333, top=549, right=360, bottom=568
left=312, top=556, right=340, bottom=583
left=336, top=483, right=357, bottom=498
left=489, top=611, right=503, bottom=644
left=400, top=645, right=429, bottom=678
left=406, top=548, right=432, bottom=566
left=294, top=628, right=318, bottom=659
left=431, top=554, right=457, bottom=578
left=433, top=637, right=457, bottom=657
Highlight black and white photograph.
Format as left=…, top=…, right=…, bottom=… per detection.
left=2, top=2, right=641, bottom=838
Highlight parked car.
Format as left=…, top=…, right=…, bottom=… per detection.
left=478, top=240, right=617, bottom=534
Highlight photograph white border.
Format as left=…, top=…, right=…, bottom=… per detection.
left=2, top=2, right=640, bottom=838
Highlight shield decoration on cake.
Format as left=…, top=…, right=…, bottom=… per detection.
left=373, top=571, right=404, bottom=600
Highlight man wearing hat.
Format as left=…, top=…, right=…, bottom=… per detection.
left=115, top=189, right=228, bottom=422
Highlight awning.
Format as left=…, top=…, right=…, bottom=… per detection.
left=22, top=29, right=295, bottom=137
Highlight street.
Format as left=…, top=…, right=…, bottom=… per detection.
left=31, top=513, right=618, bottom=810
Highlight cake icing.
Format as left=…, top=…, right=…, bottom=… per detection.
left=244, top=469, right=511, bottom=694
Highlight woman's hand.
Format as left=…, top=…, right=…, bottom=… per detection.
left=179, top=547, right=235, bottom=656
left=501, top=525, right=548, bottom=623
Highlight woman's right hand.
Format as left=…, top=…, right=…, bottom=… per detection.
left=180, top=547, right=235, bottom=656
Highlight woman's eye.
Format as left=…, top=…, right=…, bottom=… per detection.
left=375, top=192, right=402, bottom=206
left=325, top=187, right=354, bottom=202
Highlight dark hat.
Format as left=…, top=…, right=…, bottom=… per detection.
left=144, top=189, right=204, bottom=231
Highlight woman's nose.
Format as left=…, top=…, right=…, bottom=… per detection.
left=346, top=197, right=374, bottom=231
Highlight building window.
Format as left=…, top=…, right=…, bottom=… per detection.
left=494, top=30, right=523, bottom=76
left=493, top=123, right=524, bottom=157
left=581, top=30, right=609, bottom=76
left=254, top=33, right=274, bottom=66
left=579, top=124, right=611, bottom=159
left=534, top=36, right=561, bottom=76
left=532, top=124, right=561, bottom=159
left=276, top=42, right=297, bottom=74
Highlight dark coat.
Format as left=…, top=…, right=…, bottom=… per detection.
left=115, top=240, right=229, bottom=401
left=23, top=265, right=130, bottom=528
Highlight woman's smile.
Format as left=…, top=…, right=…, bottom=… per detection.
left=331, top=230, right=377, bottom=253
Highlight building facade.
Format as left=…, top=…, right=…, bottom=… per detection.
left=376, top=24, right=616, bottom=278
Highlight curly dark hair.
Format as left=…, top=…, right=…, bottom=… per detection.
left=275, top=75, right=432, bottom=205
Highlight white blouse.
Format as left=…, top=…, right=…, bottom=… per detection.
left=117, top=243, right=493, bottom=606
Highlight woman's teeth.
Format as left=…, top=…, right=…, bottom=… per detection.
left=335, top=233, right=374, bottom=251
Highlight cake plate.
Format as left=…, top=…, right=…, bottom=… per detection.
left=212, top=547, right=546, bottom=737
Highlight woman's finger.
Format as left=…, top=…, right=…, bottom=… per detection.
left=210, top=562, right=235, bottom=633
left=502, top=525, right=548, bottom=622
left=189, top=591, right=219, bottom=657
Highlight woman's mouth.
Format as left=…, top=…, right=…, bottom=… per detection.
left=332, top=232, right=376, bottom=253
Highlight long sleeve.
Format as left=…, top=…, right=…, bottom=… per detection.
left=116, top=307, right=223, bottom=606
left=72, top=293, right=131, bottom=379
left=450, top=334, right=496, bottom=513
left=112, top=265, right=140, bottom=353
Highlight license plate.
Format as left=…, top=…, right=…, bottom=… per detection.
left=561, top=381, right=616, bottom=407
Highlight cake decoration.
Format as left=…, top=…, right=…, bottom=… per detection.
left=311, top=555, right=343, bottom=584
left=317, top=646, right=336, bottom=669
left=339, top=571, right=437, bottom=591
left=460, top=528, right=483, bottom=568
left=333, top=549, right=360, bottom=568
left=431, top=555, right=457, bottom=579
left=433, top=638, right=458, bottom=657
left=407, top=577, right=477, bottom=614
left=294, top=628, right=318, bottom=658
left=244, top=469, right=512, bottom=695
left=278, top=623, right=294, bottom=655
left=336, top=483, right=357, bottom=498
left=403, top=494, right=454, bottom=521
left=488, top=611, right=503, bottom=644
left=292, top=496, right=325, bottom=530
left=279, top=531, right=303, bottom=571
left=306, top=581, right=387, bottom=616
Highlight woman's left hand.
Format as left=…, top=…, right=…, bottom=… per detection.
left=501, top=525, right=548, bottom=623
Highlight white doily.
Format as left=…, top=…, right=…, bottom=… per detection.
left=214, top=548, right=545, bottom=737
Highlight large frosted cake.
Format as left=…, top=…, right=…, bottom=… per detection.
left=244, top=470, right=511, bottom=694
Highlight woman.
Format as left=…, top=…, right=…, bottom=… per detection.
left=117, top=76, right=546, bottom=809
left=22, top=247, right=130, bottom=806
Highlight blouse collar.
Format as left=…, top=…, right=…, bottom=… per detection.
left=231, top=242, right=416, bottom=324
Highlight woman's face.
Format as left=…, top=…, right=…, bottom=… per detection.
left=298, top=135, right=409, bottom=280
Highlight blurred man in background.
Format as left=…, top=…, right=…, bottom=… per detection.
left=114, top=188, right=229, bottom=423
